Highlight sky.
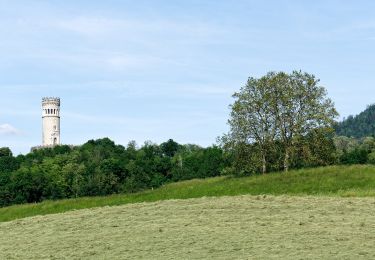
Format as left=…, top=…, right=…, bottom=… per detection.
left=1, top=0, right=375, bottom=154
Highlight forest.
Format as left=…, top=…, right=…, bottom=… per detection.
left=335, top=104, right=375, bottom=138
left=0, top=139, right=228, bottom=207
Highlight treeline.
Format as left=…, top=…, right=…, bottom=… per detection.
left=220, top=133, right=375, bottom=175
left=334, top=136, right=375, bottom=164
left=0, top=139, right=228, bottom=207
left=2, top=135, right=375, bottom=208
left=335, top=104, right=375, bottom=138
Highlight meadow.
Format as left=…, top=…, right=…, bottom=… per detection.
left=1, top=195, right=375, bottom=259
left=1, top=164, right=375, bottom=222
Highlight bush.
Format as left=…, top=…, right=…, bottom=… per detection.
left=340, top=149, right=368, bottom=165
left=367, top=151, right=375, bottom=164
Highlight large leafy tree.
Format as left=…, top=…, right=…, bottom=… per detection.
left=226, top=71, right=338, bottom=173
left=274, top=71, right=338, bottom=171
left=227, top=73, right=278, bottom=174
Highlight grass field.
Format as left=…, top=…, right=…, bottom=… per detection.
left=1, top=195, right=375, bottom=259
left=2, top=164, right=375, bottom=222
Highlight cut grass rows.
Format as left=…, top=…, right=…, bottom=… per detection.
left=1, top=164, right=375, bottom=222
left=2, top=195, right=375, bottom=259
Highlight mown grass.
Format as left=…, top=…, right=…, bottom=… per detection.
left=2, top=195, right=375, bottom=259
left=1, top=164, right=375, bottom=222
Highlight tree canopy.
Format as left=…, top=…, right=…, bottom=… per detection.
left=223, top=71, right=338, bottom=174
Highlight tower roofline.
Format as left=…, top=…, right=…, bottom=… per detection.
left=42, top=97, right=60, bottom=102
left=42, top=97, right=60, bottom=106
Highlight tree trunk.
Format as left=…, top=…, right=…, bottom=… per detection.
left=284, top=147, right=290, bottom=172
left=262, top=153, right=267, bottom=174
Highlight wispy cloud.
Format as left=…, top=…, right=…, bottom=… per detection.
left=55, top=16, right=226, bottom=40
left=0, top=124, right=21, bottom=135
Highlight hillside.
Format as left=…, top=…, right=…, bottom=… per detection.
left=335, top=104, right=375, bottom=138
left=1, top=195, right=375, bottom=259
left=2, top=165, right=375, bottom=222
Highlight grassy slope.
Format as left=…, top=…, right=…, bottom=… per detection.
left=1, top=164, right=375, bottom=222
left=1, top=195, right=375, bottom=259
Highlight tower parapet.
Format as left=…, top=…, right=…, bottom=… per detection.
left=42, top=97, right=61, bottom=146
left=42, top=97, right=60, bottom=106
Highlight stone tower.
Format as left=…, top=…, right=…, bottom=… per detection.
left=42, top=97, right=61, bottom=146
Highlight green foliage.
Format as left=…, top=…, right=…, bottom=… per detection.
left=340, top=149, right=368, bottom=165
left=335, top=105, right=375, bottom=138
left=0, top=138, right=228, bottom=207
left=0, top=147, right=12, bottom=157
left=160, top=139, right=181, bottom=157
left=335, top=104, right=375, bottom=138
left=171, top=146, right=226, bottom=180
left=293, top=128, right=337, bottom=168
left=224, top=71, right=338, bottom=174
left=2, top=165, right=375, bottom=222
left=368, top=151, right=375, bottom=164
left=333, top=135, right=375, bottom=165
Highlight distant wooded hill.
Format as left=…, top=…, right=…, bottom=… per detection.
left=335, top=104, right=375, bottom=138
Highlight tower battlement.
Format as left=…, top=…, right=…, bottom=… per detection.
left=42, top=97, right=60, bottom=106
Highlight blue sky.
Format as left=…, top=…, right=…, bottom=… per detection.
left=1, top=0, right=375, bottom=154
